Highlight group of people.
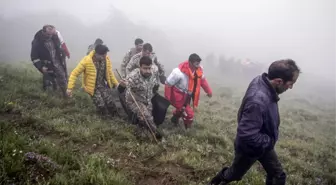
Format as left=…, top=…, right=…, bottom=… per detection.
left=30, top=25, right=301, bottom=185
left=30, top=25, right=212, bottom=139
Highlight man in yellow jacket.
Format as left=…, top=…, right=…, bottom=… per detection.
left=67, top=44, right=125, bottom=117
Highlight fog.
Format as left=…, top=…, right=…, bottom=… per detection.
left=0, top=0, right=335, bottom=99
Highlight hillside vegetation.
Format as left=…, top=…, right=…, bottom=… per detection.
left=0, top=62, right=335, bottom=185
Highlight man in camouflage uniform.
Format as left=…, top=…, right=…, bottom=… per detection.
left=125, top=56, right=163, bottom=140
left=118, top=38, right=144, bottom=117
left=87, top=38, right=103, bottom=55
left=31, top=25, right=68, bottom=97
left=126, top=43, right=166, bottom=85
left=120, top=38, right=144, bottom=78
left=91, top=46, right=117, bottom=117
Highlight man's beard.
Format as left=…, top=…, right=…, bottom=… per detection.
left=141, top=72, right=152, bottom=78
left=275, top=85, right=287, bottom=94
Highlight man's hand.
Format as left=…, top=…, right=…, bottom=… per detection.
left=42, top=67, right=48, bottom=73
left=119, top=79, right=127, bottom=87
left=159, top=75, right=166, bottom=84
left=207, top=93, right=212, bottom=98
left=66, top=89, right=73, bottom=97
left=138, top=116, right=144, bottom=122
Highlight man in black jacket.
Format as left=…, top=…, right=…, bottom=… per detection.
left=31, top=25, right=68, bottom=97
left=208, top=59, right=300, bottom=185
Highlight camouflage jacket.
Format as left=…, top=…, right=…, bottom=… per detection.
left=125, top=68, right=159, bottom=107
left=87, top=44, right=96, bottom=55
left=125, top=52, right=165, bottom=79
left=120, top=48, right=140, bottom=78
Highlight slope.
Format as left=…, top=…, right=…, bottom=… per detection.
left=0, top=62, right=335, bottom=185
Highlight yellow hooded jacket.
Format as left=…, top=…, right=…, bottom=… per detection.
left=67, top=50, right=119, bottom=96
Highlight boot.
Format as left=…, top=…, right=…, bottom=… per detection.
left=184, top=119, right=193, bottom=129
left=155, top=130, right=163, bottom=141
left=184, top=123, right=192, bottom=129
left=97, top=107, right=109, bottom=119
left=171, top=115, right=180, bottom=125
left=208, top=167, right=228, bottom=185
left=106, top=101, right=119, bottom=117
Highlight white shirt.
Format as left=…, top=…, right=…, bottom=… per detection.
left=166, top=66, right=205, bottom=93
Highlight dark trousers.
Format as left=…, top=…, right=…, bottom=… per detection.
left=42, top=72, right=57, bottom=90
left=42, top=68, right=67, bottom=97
left=218, top=149, right=286, bottom=185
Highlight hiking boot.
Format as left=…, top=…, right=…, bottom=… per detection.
left=134, top=127, right=144, bottom=137
left=171, top=115, right=179, bottom=125
left=184, top=123, right=192, bottom=129
left=155, top=131, right=163, bottom=141
left=184, top=120, right=193, bottom=129
left=208, top=167, right=228, bottom=185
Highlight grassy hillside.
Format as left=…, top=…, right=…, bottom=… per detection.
left=0, top=62, right=335, bottom=185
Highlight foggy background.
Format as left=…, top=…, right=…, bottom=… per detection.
left=0, top=0, right=335, bottom=102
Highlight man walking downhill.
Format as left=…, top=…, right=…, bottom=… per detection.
left=208, top=59, right=300, bottom=185
left=126, top=43, right=166, bottom=85
left=118, top=38, right=144, bottom=116
left=82, top=38, right=104, bottom=90
left=30, top=25, right=68, bottom=98
left=67, top=44, right=125, bottom=118
left=164, top=53, right=212, bottom=129
left=125, top=56, right=163, bottom=140
left=120, top=38, right=144, bottom=78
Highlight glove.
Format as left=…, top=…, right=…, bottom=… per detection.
left=159, top=75, right=166, bottom=84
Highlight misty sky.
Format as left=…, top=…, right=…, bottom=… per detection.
left=1, top=0, right=335, bottom=77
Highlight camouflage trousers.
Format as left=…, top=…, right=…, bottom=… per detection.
left=42, top=64, right=67, bottom=97
left=92, top=87, right=118, bottom=117
left=128, top=102, right=158, bottom=134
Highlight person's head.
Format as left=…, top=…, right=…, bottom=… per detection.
left=268, top=59, right=301, bottom=94
left=139, top=56, right=152, bottom=78
left=142, top=43, right=153, bottom=57
left=94, top=44, right=109, bottom=61
left=94, top=38, right=103, bottom=45
left=188, top=53, right=202, bottom=70
left=42, top=25, right=55, bottom=39
left=135, top=38, right=144, bottom=52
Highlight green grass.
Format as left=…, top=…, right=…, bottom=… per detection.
left=0, top=62, right=335, bottom=185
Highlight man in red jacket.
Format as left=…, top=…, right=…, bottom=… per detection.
left=164, top=53, right=212, bottom=129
